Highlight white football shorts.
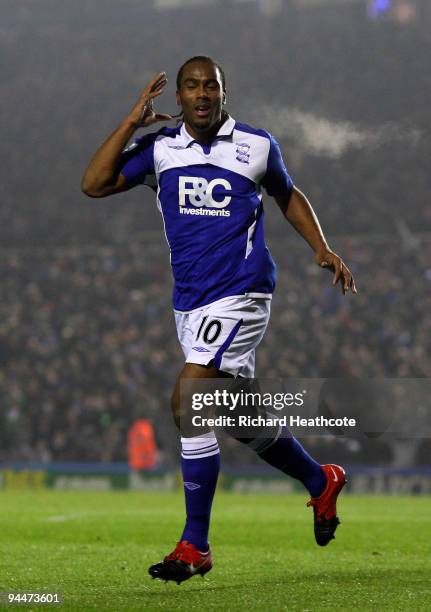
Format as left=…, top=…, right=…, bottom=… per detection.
left=174, top=295, right=271, bottom=378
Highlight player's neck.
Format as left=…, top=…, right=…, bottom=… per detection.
left=184, top=114, right=227, bottom=145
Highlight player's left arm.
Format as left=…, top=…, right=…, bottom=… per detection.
left=275, top=187, right=357, bottom=295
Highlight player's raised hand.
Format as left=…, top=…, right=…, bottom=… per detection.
left=315, top=248, right=357, bottom=295
left=127, top=72, right=175, bottom=128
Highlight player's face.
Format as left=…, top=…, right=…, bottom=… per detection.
left=176, top=61, right=225, bottom=134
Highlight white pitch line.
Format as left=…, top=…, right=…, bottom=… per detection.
left=46, top=512, right=93, bottom=523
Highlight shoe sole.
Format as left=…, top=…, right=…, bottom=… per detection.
left=149, top=560, right=212, bottom=584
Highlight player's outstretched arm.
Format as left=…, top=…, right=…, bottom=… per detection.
left=275, top=186, right=357, bottom=295
left=81, top=72, right=173, bottom=198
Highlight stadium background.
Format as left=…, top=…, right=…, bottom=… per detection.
left=1, top=0, right=430, bottom=492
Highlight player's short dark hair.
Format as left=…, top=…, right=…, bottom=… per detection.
left=176, top=56, right=226, bottom=92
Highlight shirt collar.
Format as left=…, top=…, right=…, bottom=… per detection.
left=179, top=114, right=235, bottom=147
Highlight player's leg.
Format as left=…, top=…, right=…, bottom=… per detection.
left=172, top=362, right=232, bottom=553
left=232, top=384, right=345, bottom=545
left=231, top=379, right=327, bottom=499
left=149, top=360, right=232, bottom=583
left=216, top=302, right=346, bottom=546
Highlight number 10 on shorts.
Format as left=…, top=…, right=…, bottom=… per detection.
left=196, top=317, right=223, bottom=345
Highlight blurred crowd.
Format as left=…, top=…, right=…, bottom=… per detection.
left=1, top=236, right=429, bottom=465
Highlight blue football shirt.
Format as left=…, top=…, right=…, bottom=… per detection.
left=119, top=115, right=293, bottom=312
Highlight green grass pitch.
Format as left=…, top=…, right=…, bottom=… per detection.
left=0, top=491, right=430, bottom=611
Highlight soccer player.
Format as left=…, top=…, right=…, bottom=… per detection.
left=82, top=56, right=357, bottom=584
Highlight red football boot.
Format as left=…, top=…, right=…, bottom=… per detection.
left=307, top=464, right=346, bottom=546
left=148, top=540, right=212, bottom=584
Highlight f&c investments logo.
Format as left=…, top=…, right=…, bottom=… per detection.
left=178, top=176, right=231, bottom=217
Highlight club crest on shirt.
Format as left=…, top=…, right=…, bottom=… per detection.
left=235, top=142, right=250, bottom=164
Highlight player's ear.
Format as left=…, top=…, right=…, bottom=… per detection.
left=222, top=91, right=227, bottom=105
left=176, top=91, right=181, bottom=107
